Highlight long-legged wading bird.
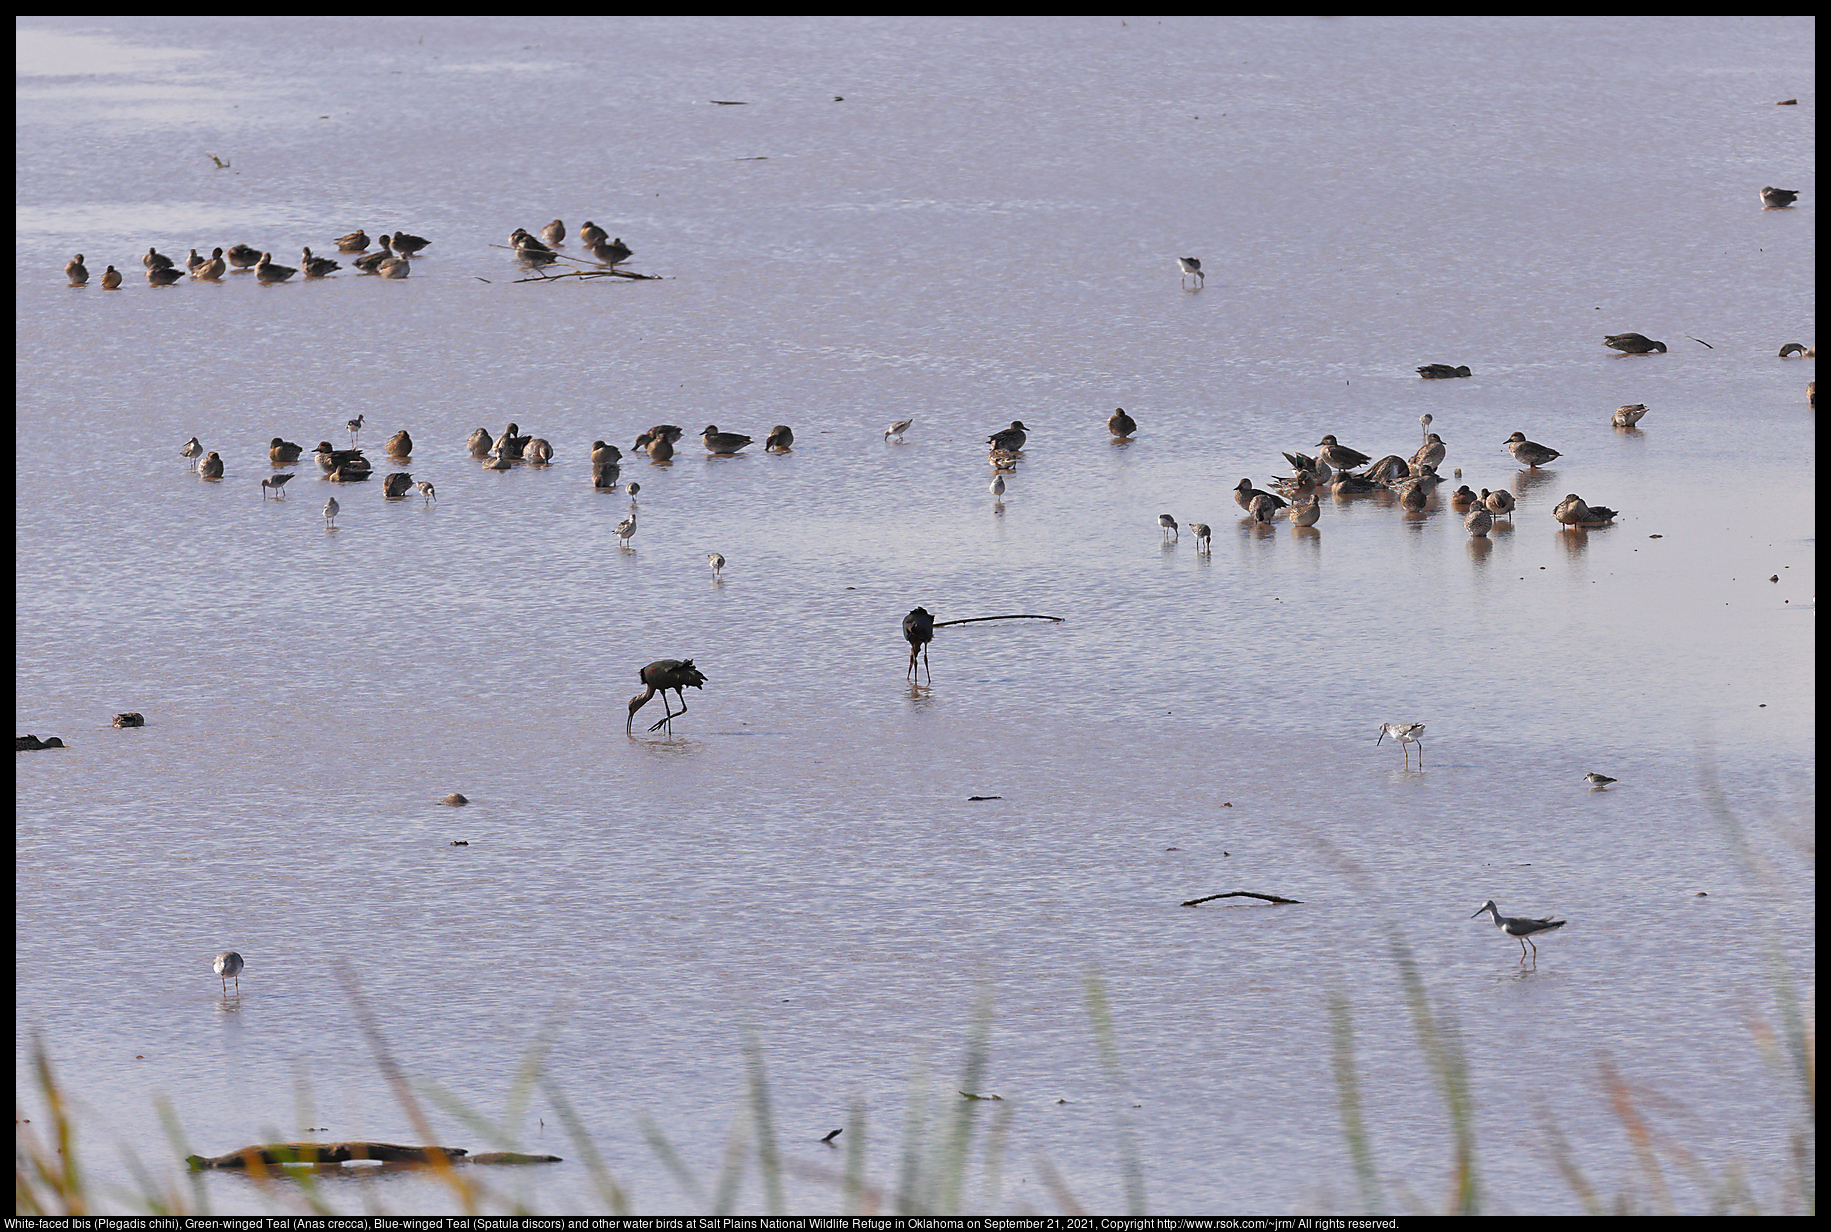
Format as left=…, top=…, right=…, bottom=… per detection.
left=1191, top=523, right=1212, bottom=552
left=1178, top=256, right=1203, bottom=286
left=261, top=474, right=293, bottom=500
left=903, top=607, right=935, bottom=682
left=323, top=497, right=340, bottom=528
left=708, top=552, right=725, bottom=577
left=1158, top=513, right=1179, bottom=541
left=615, top=512, right=638, bottom=546
left=1376, top=722, right=1425, bottom=768
left=181, top=436, right=204, bottom=471
left=884, top=418, right=912, bottom=442
left=416, top=481, right=437, bottom=505
left=214, top=949, right=244, bottom=994
left=1585, top=772, right=1617, bottom=790
left=627, top=659, right=706, bottom=733
left=1471, top=900, right=1566, bottom=960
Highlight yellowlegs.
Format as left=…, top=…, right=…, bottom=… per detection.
left=1158, top=513, right=1179, bottom=541
left=1471, top=901, right=1566, bottom=960
left=415, top=481, right=437, bottom=505
left=1107, top=407, right=1136, bottom=437
left=1585, top=772, right=1617, bottom=790
left=1604, top=333, right=1666, bottom=354
left=260, top=474, right=293, bottom=499
left=323, top=497, right=340, bottom=528
left=1504, top=431, right=1561, bottom=467
left=214, top=950, right=244, bottom=994
left=1191, top=522, right=1212, bottom=552
left=1177, top=256, right=1203, bottom=287
left=708, top=553, right=725, bottom=577
left=615, top=513, right=637, bottom=546
left=627, top=659, right=706, bottom=733
left=1376, top=722, right=1425, bottom=767
left=181, top=437, right=205, bottom=471
left=884, top=418, right=913, bottom=442
left=1760, top=186, right=1798, bottom=209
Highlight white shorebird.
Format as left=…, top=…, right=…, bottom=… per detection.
left=990, top=475, right=1005, bottom=501
left=708, top=552, right=725, bottom=577
left=1178, top=256, right=1203, bottom=287
left=1585, top=772, right=1617, bottom=790
left=323, top=497, right=340, bottom=528
left=615, top=513, right=637, bottom=546
left=884, top=418, right=912, bottom=442
left=415, top=481, right=437, bottom=505
left=1376, top=722, right=1425, bottom=768
left=181, top=437, right=204, bottom=471
left=260, top=474, right=293, bottom=500
left=214, top=950, right=244, bottom=995
left=1158, top=513, right=1179, bottom=541
left=1472, top=900, right=1566, bottom=960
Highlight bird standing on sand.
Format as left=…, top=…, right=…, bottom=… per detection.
left=627, top=659, right=706, bottom=733
left=903, top=607, right=935, bottom=682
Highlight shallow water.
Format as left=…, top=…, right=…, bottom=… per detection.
left=16, top=15, right=1815, bottom=1215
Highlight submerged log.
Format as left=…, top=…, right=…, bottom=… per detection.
left=186, top=1142, right=468, bottom=1170
left=1179, top=890, right=1305, bottom=907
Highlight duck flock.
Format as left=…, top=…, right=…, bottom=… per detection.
left=59, top=217, right=639, bottom=289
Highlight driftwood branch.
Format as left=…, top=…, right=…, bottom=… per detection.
left=932, top=614, right=1064, bottom=628
left=1179, top=891, right=1304, bottom=907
